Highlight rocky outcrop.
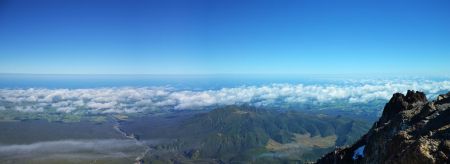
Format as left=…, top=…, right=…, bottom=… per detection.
left=317, top=90, right=450, bottom=164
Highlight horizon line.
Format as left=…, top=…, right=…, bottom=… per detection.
left=0, top=72, right=449, bottom=77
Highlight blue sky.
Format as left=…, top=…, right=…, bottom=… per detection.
left=0, top=0, right=449, bottom=75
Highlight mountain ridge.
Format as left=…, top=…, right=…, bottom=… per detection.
left=120, top=105, right=372, bottom=163
left=317, top=90, right=450, bottom=164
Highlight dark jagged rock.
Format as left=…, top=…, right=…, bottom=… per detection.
left=405, top=90, right=428, bottom=103
left=378, top=91, right=427, bottom=124
left=317, top=90, right=450, bottom=164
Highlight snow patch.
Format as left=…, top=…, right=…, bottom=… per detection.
left=352, top=145, right=365, bottom=160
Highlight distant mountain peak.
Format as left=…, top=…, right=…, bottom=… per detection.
left=317, top=91, right=450, bottom=164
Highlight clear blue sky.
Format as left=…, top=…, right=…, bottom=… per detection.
left=0, top=0, right=449, bottom=75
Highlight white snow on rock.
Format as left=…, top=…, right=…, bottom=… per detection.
left=353, top=145, right=365, bottom=160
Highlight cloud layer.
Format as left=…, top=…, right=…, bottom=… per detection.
left=0, top=139, right=144, bottom=160
left=0, top=79, right=449, bottom=113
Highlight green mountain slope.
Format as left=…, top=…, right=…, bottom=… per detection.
left=127, top=105, right=371, bottom=163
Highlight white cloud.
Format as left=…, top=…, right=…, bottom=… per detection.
left=0, top=139, right=145, bottom=160
left=0, top=79, right=449, bottom=113
left=56, top=106, right=77, bottom=113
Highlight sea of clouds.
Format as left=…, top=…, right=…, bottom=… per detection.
left=0, top=79, right=449, bottom=113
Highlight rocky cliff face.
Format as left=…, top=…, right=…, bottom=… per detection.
left=317, top=90, right=450, bottom=164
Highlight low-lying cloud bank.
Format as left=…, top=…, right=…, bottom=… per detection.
left=0, top=79, right=449, bottom=113
left=0, top=139, right=144, bottom=160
